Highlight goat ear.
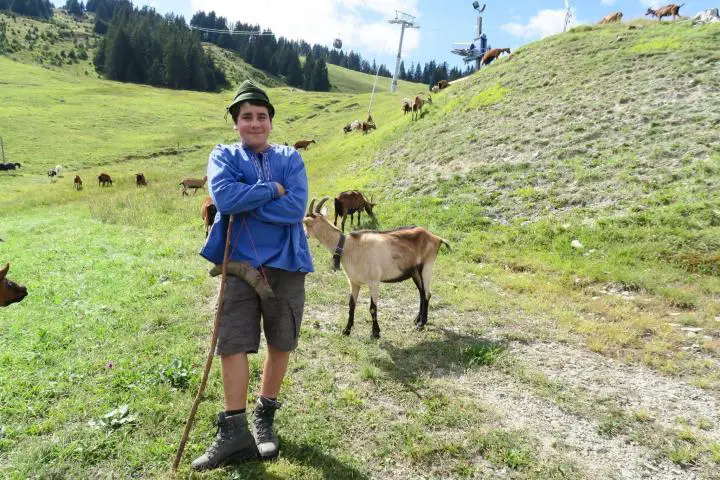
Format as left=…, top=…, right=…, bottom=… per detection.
left=320, top=206, right=329, bottom=217
left=0, top=263, right=8, bottom=280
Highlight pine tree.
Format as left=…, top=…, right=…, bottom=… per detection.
left=284, top=50, right=303, bottom=88
left=311, top=58, right=330, bottom=91
left=399, top=61, right=406, bottom=80
left=302, top=52, right=314, bottom=90
left=64, top=0, right=83, bottom=16
left=105, top=26, right=131, bottom=81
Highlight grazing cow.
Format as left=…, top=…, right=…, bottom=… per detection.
left=135, top=173, right=148, bottom=187
left=598, top=12, right=623, bottom=24
left=179, top=176, right=207, bottom=196
left=73, top=175, right=83, bottom=190
left=436, top=79, right=449, bottom=90
left=293, top=140, right=316, bottom=150
left=200, top=196, right=217, bottom=238
left=304, top=198, right=450, bottom=338
left=0, top=263, right=28, bottom=307
left=334, top=190, right=376, bottom=233
left=481, top=48, right=511, bottom=66
left=646, top=4, right=684, bottom=21
left=98, top=173, right=113, bottom=187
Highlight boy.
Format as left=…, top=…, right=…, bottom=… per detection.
left=193, top=79, right=313, bottom=470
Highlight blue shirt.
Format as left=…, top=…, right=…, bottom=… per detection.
left=199, top=143, right=314, bottom=273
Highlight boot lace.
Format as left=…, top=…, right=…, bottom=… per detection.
left=254, top=401, right=281, bottom=442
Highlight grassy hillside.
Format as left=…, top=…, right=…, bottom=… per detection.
left=1, top=17, right=720, bottom=479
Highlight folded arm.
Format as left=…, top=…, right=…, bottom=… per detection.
left=250, top=151, right=309, bottom=225
left=207, top=146, right=279, bottom=214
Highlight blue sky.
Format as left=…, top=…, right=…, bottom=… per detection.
left=138, top=1, right=714, bottom=72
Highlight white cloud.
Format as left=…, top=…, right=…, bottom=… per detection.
left=190, top=0, right=420, bottom=56
left=640, top=0, right=666, bottom=8
left=501, top=9, right=583, bottom=39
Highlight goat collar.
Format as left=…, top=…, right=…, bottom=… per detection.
left=332, top=234, right=346, bottom=271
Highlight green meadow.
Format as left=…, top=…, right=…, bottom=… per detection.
left=1, top=11, right=719, bottom=479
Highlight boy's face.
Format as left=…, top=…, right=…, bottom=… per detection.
left=235, top=103, right=272, bottom=150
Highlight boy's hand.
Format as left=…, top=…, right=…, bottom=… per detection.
left=274, top=182, right=287, bottom=196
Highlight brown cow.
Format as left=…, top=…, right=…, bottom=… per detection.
left=436, top=79, right=449, bottom=90
left=98, top=173, right=113, bottom=187
left=481, top=48, right=511, bottom=66
left=200, top=196, right=217, bottom=238
left=598, top=12, right=623, bottom=24
left=646, top=4, right=684, bottom=21
left=73, top=175, right=83, bottom=190
left=135, top=173, right=148, bottom=187
left=0, top=263, right=28, bottom=307
left=334, top=190, right=376, bottom=232
left=294, top=140, right=316, bottom=150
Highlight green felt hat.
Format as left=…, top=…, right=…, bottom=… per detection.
left=227, top=79, right=275, bottom=119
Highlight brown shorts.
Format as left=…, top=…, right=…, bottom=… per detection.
left=216, top=267, right=306, bottom=355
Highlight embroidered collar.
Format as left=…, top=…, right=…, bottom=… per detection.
left=332, top=234, right=346, bottom=271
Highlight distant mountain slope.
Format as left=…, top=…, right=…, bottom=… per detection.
left=0, top=9, right=421, bottom=95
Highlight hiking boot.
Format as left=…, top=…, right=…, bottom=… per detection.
left=191, top=412, right=258, bottom=470
left=252, top=396, right=281, bottom=460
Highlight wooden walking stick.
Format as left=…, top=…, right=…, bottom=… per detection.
left=172, top=214, right=235, bottom=472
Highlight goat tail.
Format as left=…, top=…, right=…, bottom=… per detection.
left=439, top=238, right=452, bottom=252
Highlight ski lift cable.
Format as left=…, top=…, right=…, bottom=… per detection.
left=188, top=25, right=275, bottom=36
left=366, top=39, right=388, bottom=117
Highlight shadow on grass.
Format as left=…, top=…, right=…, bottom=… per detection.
left=220, top=438, right=369, bottom=479
left=374, top=328, right=506, bottom=392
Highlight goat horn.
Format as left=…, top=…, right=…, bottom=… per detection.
left=315, top=196, right=330, bottom=214
left=307, top=198, right=317, bottom=216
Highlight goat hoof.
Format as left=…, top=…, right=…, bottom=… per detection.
left=342, top=329, right=351, bottom=336
left=415, top=323, right=425, bottom=331
left=371, top=331, right=380, bottom=339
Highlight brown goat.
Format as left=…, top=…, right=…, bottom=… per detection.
left=293, top=140, right=316, bottom=150
left=412, top=96, right=425, bottom=121
left=98, top=173, right=113, bottom=187
left=73, top=175, right=83, bottom=190
left=481, top=48, right=511, bottom=66
left=135, top=173, right=147, bottom=187
left=304, top=197, right=450, bottom=338
left=598, top=12, right=623, bottom=24
left=200, top=196, right=217, bottom=238
left=402, top=99, right=412, bottom=115
left=179, top=175, right=207, bottom=196
left=646, top=4, right=684, bottom=21
left=0, top=263, right=28, bottom=307
left=334, top=190, right=376, bottom=233
left=361, top=121, right=376, bottom=134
